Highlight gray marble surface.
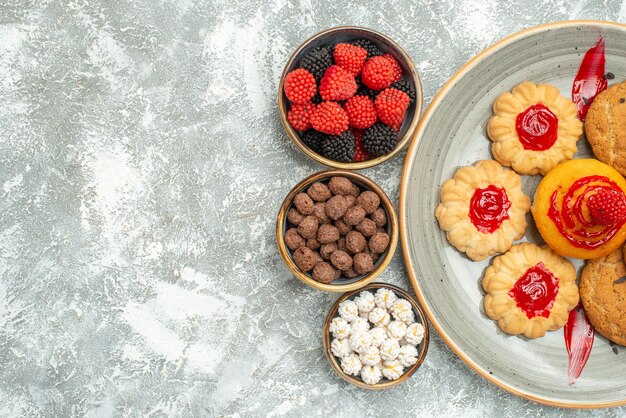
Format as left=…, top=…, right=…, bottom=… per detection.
left=1, top=1, right=626, bottom=417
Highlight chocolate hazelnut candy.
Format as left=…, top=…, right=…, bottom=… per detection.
left=297, top=215, right=319, bottom=239
left=307, top=182, right=332, bottom=202
left=312, top=262, right=336, bottom=284
left=369, top=232, right=390, bottom=253
left=325, top=195, right=349, bottom=220
left=306, top=238, right=321, bottom=251
left=293, top=247, right=317, bottom=272
left=353, top=252, right=374, bottom=275
left=333, top=267, right=342, bottom=280
left=317, top=224, right=340, bottom=244
left=320, top=242, right=337, bottom=260
left=330, top=250, right=353, bottom=271
left=349, top=183, right=360, bottom=197
left=285, top=228, right=305, bottom=250
left=345, top=194, right=357, bottom=207
left=293, top=193, right=314, bottom=215
left=370, top=207, right=387, bottom=227
left=337, top=237, right=347, bottom=252
left=356, top=191, right=380, bottom=214
left=328, top=177, right=354, bottom=196
left=314, top=202, right=330, bottom=224
left=356, top=218, right=376, bottom=237
left=287, top=208, right=304, bottom=225
left=343, top=267, right=359, bottom=279
left=345, top=230, right=367, bottom=253
left=313, top=251, right=324, bottom=264
left=343, top=205, right=366, bottom=226
left=334, top=219, right=352, bottom=236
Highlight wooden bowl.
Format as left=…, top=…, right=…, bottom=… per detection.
left=276, top=170, right=398, bottom=292
left=278, top=26, right=423, bottom=169
left=322, top=282, right=430, bottom=389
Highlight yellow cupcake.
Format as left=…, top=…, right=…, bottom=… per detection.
left=532, top=159, right=626, bottom=259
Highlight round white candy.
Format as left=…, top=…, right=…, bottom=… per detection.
left=380, top=338, right=400, bottom=361
left=329, top=317, right=351, bottom=339
left=405, top=322, right=425, bottom=345
left=398, top=344, right=419, bottom=367
left=391, top=299, right=415, bottom=324
left=387, top=320, right=407, bottom=340
left=349, top=331, right=372, bottom=354
left=382, top=359, right=404, bottom=380
left=361, top=365, right=382, bottom=385
left=351, top=317, right=370, bottom=333
left=369, top=327, right=388, bottom=347
left=369, top=307, right=390, bottom=327
left=374, top=288, right=397, bottom=309
left=331, top=338, right=351, bottom=358
left=341, top=353, right=362, bottom=376
left=359, top=345, right=381, bottom=366
left=338, top=299, right=359, bottom=322
left=355, top=291, right=375, bottom=314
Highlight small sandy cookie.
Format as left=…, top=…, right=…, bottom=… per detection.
left=482, top=243, right=579, bottom=339
left=580, top=248, right=626, bottom=346
left=487, top=81, right=582, bottom=175
left=435, top=160, right=530, bottom=261
left=585, top=81, right=626, bottom=176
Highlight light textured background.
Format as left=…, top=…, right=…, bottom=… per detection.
left=0, top=1, right=625, bottom=417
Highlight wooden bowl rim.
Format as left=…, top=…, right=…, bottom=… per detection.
left=322, top=282, right=430, bottom=389
left=276, top=170, right=398, bottom=292
left=277, top=25, right=424, bottom=170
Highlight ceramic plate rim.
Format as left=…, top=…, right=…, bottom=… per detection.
left=399, top=19, right=626, bottom=409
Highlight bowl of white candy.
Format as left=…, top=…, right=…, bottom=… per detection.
left=322, top=282, right=429, bottom=389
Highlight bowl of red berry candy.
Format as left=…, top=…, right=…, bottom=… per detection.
left=278, top=26, right=423, bottom=169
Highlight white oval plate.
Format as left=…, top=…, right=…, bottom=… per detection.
left=400, top=20, right=626, bottom=408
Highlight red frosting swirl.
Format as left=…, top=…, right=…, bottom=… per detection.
left=515, top=103, right=559, bottom=151
left=469, top=185, right=511, bottom=234
left=508, top=262, right=559, bottom=319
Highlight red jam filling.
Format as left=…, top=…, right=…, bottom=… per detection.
left=548, top=175, right=626, bottom=249
left=515, top=103, right=559, bottom=151
left=564, top=304, right=594, bottom=384
left=508, top=262, right=559, bottom=319
left=572, top=36, right=607, bottom=121
left=468, top=185, right=511, bottom=233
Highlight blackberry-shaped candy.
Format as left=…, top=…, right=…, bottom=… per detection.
left=321, top=130, right=356, bottom=162
left=301, top=129, right=327, bottom=154
left=390, top=79, right=416, bottom=103
left=352, top=39, right=383, bottom=58
left=299, top=45, right=333, bottom=82
left=355, top=75, right=378, bottom=100
left=363, top=123, right=397, bottom=157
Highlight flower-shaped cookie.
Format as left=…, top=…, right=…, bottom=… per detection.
left=487, top=81, right=583, bottom=175
left=435, top=160, right=530, bottom=261
left=482, top=243, right=579, bottom=339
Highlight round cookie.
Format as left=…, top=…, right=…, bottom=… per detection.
left=580, top=248, right=626, bottom=346
left=586, top=81, right=626, bottom=176
left=487, top=81, right=583, bottom=175
left=482, top=243, right=579, bottom=339
left=435, top=159, right=531, bottom=261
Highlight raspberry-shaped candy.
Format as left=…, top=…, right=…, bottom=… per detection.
left=343, top=96, right=377, bottom=129
left=284, top=69, right=317, bottom=104
left=310, top=101, right=349, bottom=135
left=352, top=129, right=370, bottom=162
left=287, top=102, right=315, bottom=131
left=375, top=88, right=410, bottom=130
left=381, top=54, right=403, bottom=83
left=319, top=65, right=357, bottom=101
left=333, top=43, right=368, bottom=77
left=587, top=188, right=626, bottom=225
left=361, top=56, right=397, bottom=90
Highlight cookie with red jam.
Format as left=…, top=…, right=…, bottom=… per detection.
left=483, top=243, right=579, bottom=339
left=436, top=160, right=531, bottom=261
